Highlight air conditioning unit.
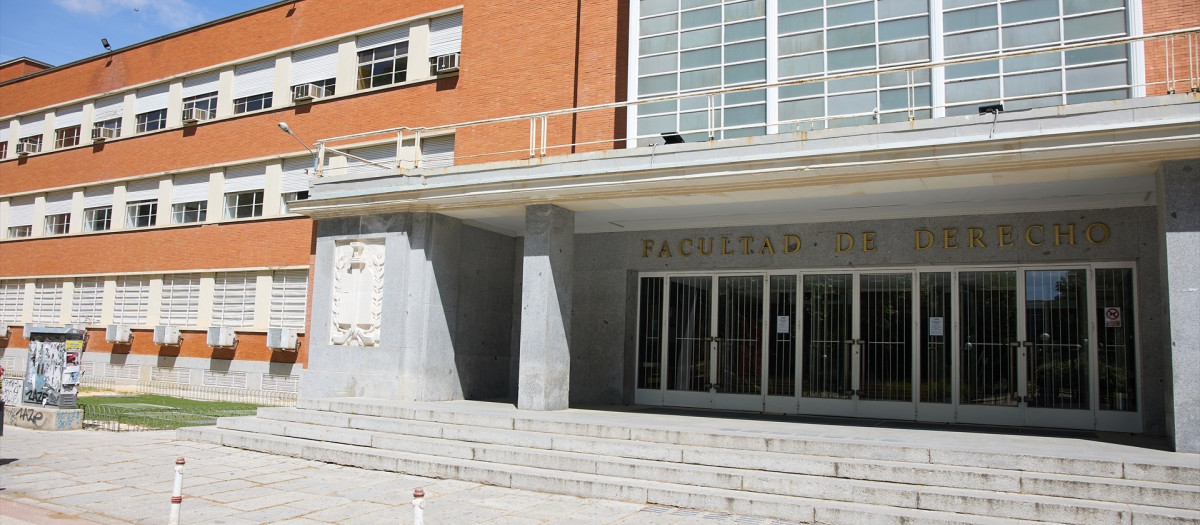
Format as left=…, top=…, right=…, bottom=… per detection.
left=266, top=327, right=299, bottom=351
left=15, top=141, right=40, bottom=157
left=106, top=324, right=132, bottom=344
left=206, top=326, right=237, bottom=347
left=181, top=107, right=211, bottom=125
left=433, top=52, right=460, bottom=74
left=91, top=126, right=118, bottom=143
left=153, top=325, right=182, bottom=345
left=291, top=83, right=321, bottom=103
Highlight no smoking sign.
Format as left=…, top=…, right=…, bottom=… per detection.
left=1105, top=307, right=1122, bottom=328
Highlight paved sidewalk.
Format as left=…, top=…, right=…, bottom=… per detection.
left=0, top=427, right=797, bottom=524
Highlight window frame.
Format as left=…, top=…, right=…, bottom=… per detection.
left=357, top=41, right=410, bottom=90
left=7, top=225, right=32, bottom=238
left=233, top=92, right=273, bottom=114
left=17, top=135, right=43, bottom=154
left=54, top=126, right=81, bottom=148
left=125, top=200, right=158, bottom=228
left=83, top=206, right=113, bottom=232
left=182, top=91, right=218, bottom=121
left=43, top=213, right=70, bottom=235
left=93, top=117, right=122, bottom=138
left=135, top=109, right=168, bottom=133
left=224, top=190, right=264, bottom=219
left=172, top=201, right=208, bottom=224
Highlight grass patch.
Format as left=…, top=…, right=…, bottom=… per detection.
left=78, top=394, right=261, bottom=431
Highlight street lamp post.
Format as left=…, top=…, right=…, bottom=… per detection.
left=278, top=122, right=319, bottom=175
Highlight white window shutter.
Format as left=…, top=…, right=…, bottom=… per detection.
left=84, top=186, right=115, bottom=208
left=291, top=43, right=338, bottom=85
left=281, top=157, right=314, bottom=194
left=33, top=280, right=63, bottom=324
left=136, top=84, right=170, bottom=113
left=429, top=13, right=463, bottom=56
left=125, top=179, right=160, bottom=202
left=421, top=135, right=455, bottom=168
left=44, top=191, right=73, bottom=215
left=212, top=271, right=256, bottom=328
left=224, top=163, right=269, bottom=192
left=182, top=72, right=219, bottom=98
left=0, top=281, right=25, bottom=323
left=94, top=95, right=124, bottom=121
left=160, top=273, right=201, bottom=326
left=71, top=277, right=105, bottom=325
left=172, top=173, right=209, bottom=204
left=8, top=197, right=35, bottom=226
left=55, top=105, right=83, bottom=128
left=233, top=59, right=275, bottom=98
left=345, top=143, right=396, bottom=174
left=270, top=270, right=308, bottom=329
left=357, top=25, right=409, bottom=50
left=19, top=114, right=44, bottom=138
left=113, top=276, right=150, bottom=325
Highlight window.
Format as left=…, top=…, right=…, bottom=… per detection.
left=112, top=276, right=150, bottom=325
left=270, top=270, right=308, bottom=329
left=32, top=279, right=62, bottom=324
left=281, top=191, right=309, bottom=214
left=7, top=196, right=34, bottom=237
left=0, top=142, right=7, bottom=159
left=172, top=201, right=207, bottom=224
left=160, top=274, right=201, bottom=326
left=213, top=272, right=257, bottom=328
left=71, top=277, right=104, bottom=325
left=125, top=200, right=158, bottom=228
left=0, top=280, right=25, bottom=324
left=43, top=213, right=69, bottom=235
left=182, top=92, right=217, bottom=121
left=7, top=225, right=31, bottom=238
left=84, top=206, right=112, bottom=232
left=55, top=126, right=81, bottom=148
left=224, top=190, right=263, bottom=219
left=233, top=92, right=273, bottom=114
left=93, top=118, right=122, bottom=139
left=136, top=109, right=167, bottom=133
left=357, top=42, right=409, bottom=89
left=18, top=135, right=43, bottom=154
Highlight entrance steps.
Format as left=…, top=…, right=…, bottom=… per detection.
left=178, top=399, right=1200, bottom=524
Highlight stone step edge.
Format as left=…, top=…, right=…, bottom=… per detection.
left=178, top=425, right=1071, bottom=525
left=273, top=402, right=1198, bottom=485
left=213, top=415, right=1200, bottom=515
left=253, top=406, right=1200, bottom=500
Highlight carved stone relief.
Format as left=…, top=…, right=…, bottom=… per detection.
left=330, top=240, right=385, bottom=346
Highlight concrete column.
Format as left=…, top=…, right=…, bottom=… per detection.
left=1158, top=159, right=1200, bottom=453
left=395, top=212, right=464, bottom=401
left=518, top=204, right=574, bottom=411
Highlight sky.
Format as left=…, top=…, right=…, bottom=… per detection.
left=0, top=0, right=278, bottom=67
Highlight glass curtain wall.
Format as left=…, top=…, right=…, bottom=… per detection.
left=634, top=0, right=1131, bottom=138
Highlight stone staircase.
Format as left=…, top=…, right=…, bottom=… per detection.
left=178, top=398, right=1200, bottom=524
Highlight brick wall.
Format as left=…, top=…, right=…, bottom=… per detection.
left=1142, top=0, right=1200, bottom=96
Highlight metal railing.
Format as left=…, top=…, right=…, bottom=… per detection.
left=81, top=402, right=258, bottom=432
left=311, top=28, right=1200, bottom=179
left=79, top=377, right=297, bottom=406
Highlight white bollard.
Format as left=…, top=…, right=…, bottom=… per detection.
left=412, top=488, right=425, bottom=525
left=168, top=457, right=185, bottom=525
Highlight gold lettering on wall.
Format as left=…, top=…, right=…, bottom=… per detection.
left=760, top=236, right=775, bottom=255
left=657, top=241, right=672, bottom=258
left=915, top=230, right=934, bottom=250
left=998, top=225, right=1014, bottom=247
left=863, top=232, right=877, bottom=252
left=968, top=228, right=986, bottom=249
left=739, top=236, right=753, bottom=255
left=1086, top=222, right=1110, bottom=245
left=836, top=233, right=854, bottom=253
left=642, top=240, right=655, bottom=258
left=784, top=235, right=801, bottom=254
left=679, top=238, right=693, bottom=257
left=1054, top=223, right=1076, bottom=246
left=721, top=237, right=734, bottom=255
left=944, top=228, right=958, bottom=249
left=1025, top=225, right=1045, bottom=247
left=698, top=238, right=714, bottom=256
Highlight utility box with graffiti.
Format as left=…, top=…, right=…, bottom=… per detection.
left=22, top=327, right=86, bottom=408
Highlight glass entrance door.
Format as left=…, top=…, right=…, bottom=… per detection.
left=798, top=272, right=915, bottom=418
left=658, top=275, right=767, bottom=410
left=956, top=269, right=1093, bottom=427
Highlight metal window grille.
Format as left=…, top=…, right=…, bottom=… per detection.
left=160, top=274, right=201, bottom=327
left=212, top=272, right=256, bottom=328
left=71, top=277, right=105, bottom=325
left=0, top=281, right=25, bottom=323
left=112, top=276, right=150, bottom=325
left=270, top=270, right=308, bottom=329
left=32, top=279, right=63, bottom=324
